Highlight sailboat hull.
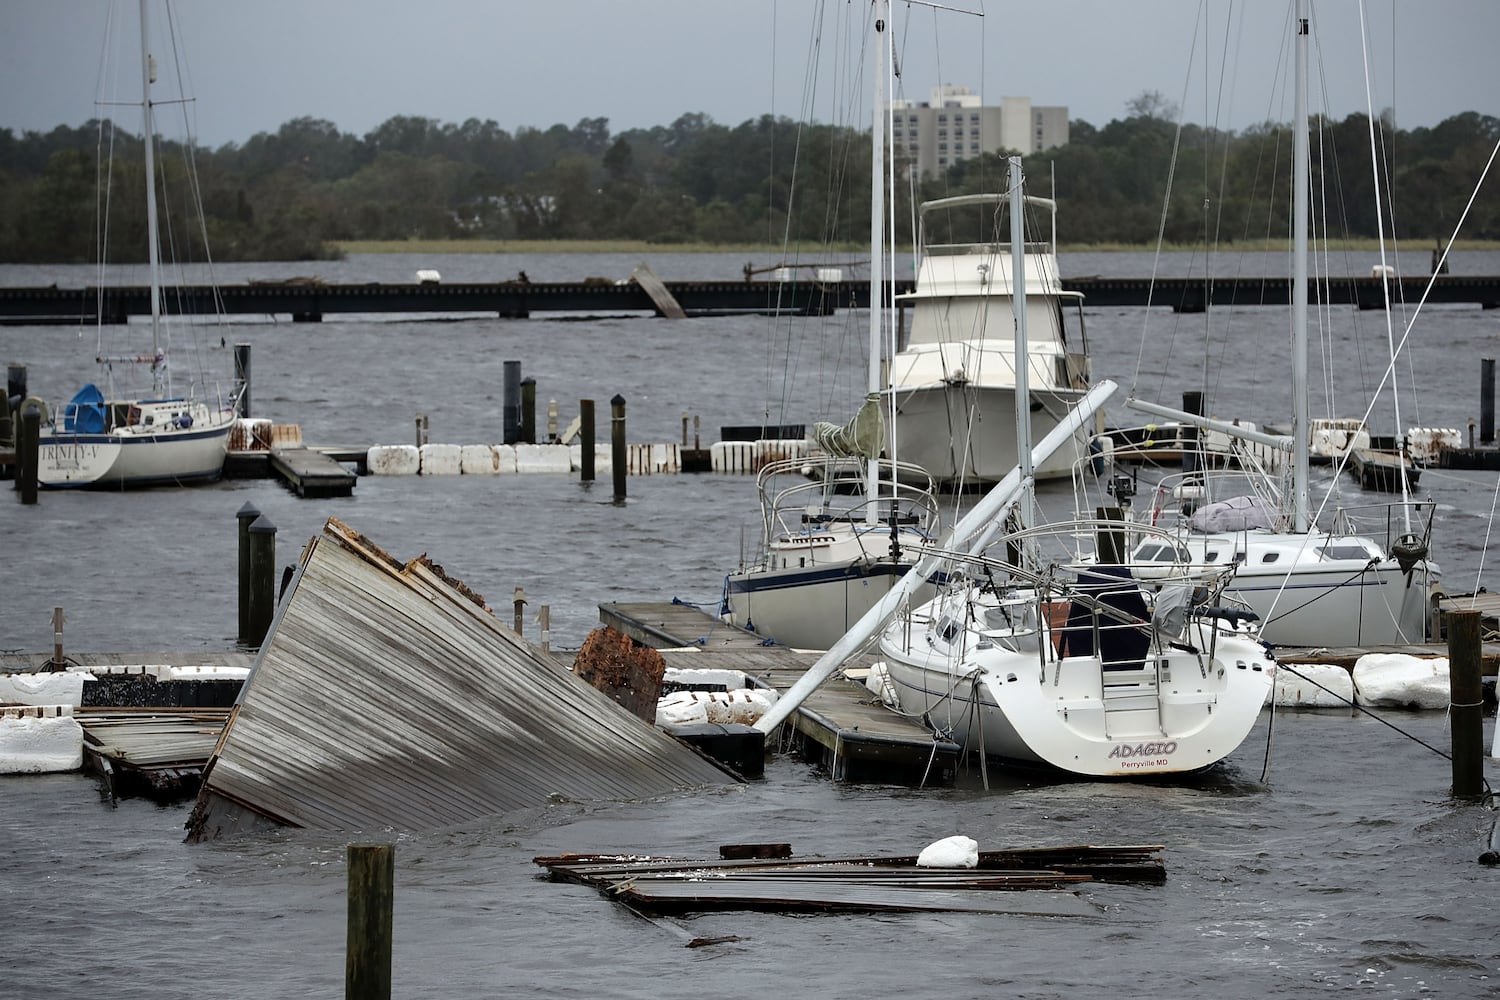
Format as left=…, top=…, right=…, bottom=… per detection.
left=1217, top=559, right=1435, bottom=647
left=724, top=560, right=937, bottom=650
left=39, top=413, right=233, bottom=488
left=880, top=615, right=1274, bottom=776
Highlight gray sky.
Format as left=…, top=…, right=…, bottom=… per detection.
left=3, top=1, right=1496, bottom=149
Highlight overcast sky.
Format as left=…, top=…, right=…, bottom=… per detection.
left=3, top=1, right=1496, bottom=149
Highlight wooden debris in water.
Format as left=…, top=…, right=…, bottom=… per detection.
left=571, top=626, right=665, bottom=722
left=534, top=844, right=1164, bottom=916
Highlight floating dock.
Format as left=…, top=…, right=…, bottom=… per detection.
left=599, top=601, right=961, bottom=785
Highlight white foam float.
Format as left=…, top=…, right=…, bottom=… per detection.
left=1352, top=653, right=1451, bottom=710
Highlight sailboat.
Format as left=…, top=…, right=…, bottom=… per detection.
left=867, top=160, right=1275, bottom=777
left=1112, top=0, right=1440, bottom=648
left=884, top=191, right=1093, bottom=488
left=720, top=2, right=940, bottom=649
left=37, top=0, right=237, bottom=489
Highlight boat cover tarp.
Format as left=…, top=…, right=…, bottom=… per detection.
left=63, top=383, right=106, bottom=434
left=812, top=393, right=884, bottom=459
left=1187, top=495, right=1277, bottom=533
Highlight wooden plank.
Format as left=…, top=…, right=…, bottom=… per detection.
left=629, top=263, right=687, bottom=318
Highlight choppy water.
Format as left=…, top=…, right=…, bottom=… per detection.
left=3, top=252, right=1499, bottom=998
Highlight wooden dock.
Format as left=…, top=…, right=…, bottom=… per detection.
left=600, top=601, right=961, bottom=785
left=267, top=446, right=357, bottom=497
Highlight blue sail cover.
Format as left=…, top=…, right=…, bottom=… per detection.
left=63, top=383, right=107, bottom=434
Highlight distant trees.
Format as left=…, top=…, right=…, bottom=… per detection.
left=0, top=106, right=1493, bottom=262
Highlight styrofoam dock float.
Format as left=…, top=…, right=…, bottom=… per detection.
left=366, top=438, right=816, bottom=475
left=0, top=706, right=83, bottom=774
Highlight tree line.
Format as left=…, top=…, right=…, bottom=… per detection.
left=0, top=101, right=1494, bottom=263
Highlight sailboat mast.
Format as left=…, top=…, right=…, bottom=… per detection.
left=865, top=1, right=888, bottom=525
left=1009, top=156, right=1033, bottom=531
left=139, top=0, right=165, bottom=397
left=1292, top=0, right=1310, bottom=533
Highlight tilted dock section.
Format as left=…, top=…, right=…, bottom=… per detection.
left=599, top=601, right=961, bottom=785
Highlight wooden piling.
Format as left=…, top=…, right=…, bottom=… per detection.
left=1181, top=390, right=1203, bottom=474
left=580, top=399, right=596, bottom=482
left=345, top=843, right=394, bottom=1000
left=18, top=402, right=39, bottom=504
left=1095, top=506, right=1126, bottom=564
left=502, top=360, right=521, bottom=444
left=1481, top=358, right=1495, bottom=445
left=539, top=605, right=551, bottom=655
left=513, top=587, right=527, bottom=635
left=236, top=502, right=260, bottom=646
left=1447, top=609, right=1484, bottom=798
left=521, top=377, right=536, bottom=444
left=611, top=394, right=627, bottom=501
left=50, top=607, right=65, bottom=671
left=246, top=514, right=277, bottom=648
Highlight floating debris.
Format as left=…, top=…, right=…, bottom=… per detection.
left=535, top=843, right=1165, bottom=917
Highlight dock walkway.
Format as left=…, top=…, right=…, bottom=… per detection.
left=600, top=601, right=961, bottom=784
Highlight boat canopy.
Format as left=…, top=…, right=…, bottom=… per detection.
left=63, top=383, right=107, bottom=434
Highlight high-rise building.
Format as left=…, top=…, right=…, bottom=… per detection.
left=890, top=86, right=1069, bottom=178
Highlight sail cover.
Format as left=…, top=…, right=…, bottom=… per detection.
left=812, top=393, right=885, bottom=459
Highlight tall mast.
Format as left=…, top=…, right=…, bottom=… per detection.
left=865, top=0, right=888, bottom=524
left=1009, top=156, right=1033, bottom=530
left=1292, top=0, right=1310, bottom=533
left=139, top=0, right=164, bottom=397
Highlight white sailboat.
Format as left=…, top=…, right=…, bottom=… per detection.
left=870, top=160, right=1274, bottom=777
left=885, top=192, right=1093, bottom=488
left=721, top=3, right=940, bottom=649
left=38, top=0, right=236, bottom=489
left=1113, top=0, right=1439, bottom=648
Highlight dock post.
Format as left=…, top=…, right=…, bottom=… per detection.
left=1447, top=609, right=1485, bottom=798
left=502, top=360, right=521, bottom=444
left=345, top=843, right=394, bottom=1000
left=513, top=587, right=527, bottom=635
left=521, top=377, right=537, bottom=444
left=236, top=502, right=261, bottom=645
left=18, top=401, right=39, bottom=504
left=681, top=411, right=690, bottom=447
left=546, top=399, right=558, bottom=443
left=580, top=399, right=596, bottom=482
left=539, top=605, right=551, bottom=655
left=1481, top=358, right=1494, bottom=445
left=1095, top=506, right=1126, bottom=564
left=246, top=514, right=278, bottom=648
left=611, top=394, right=627, bottom=502
left=1181, top=390, right=1203, bottom=474
left=234, top=343, right=252, bottom=417
left=1, top=363, right=23, bottom=447
left=50, top=607, right=65, bottom=671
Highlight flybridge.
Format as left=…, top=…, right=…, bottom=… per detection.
left=1, top=273, right=1496, bottom=324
